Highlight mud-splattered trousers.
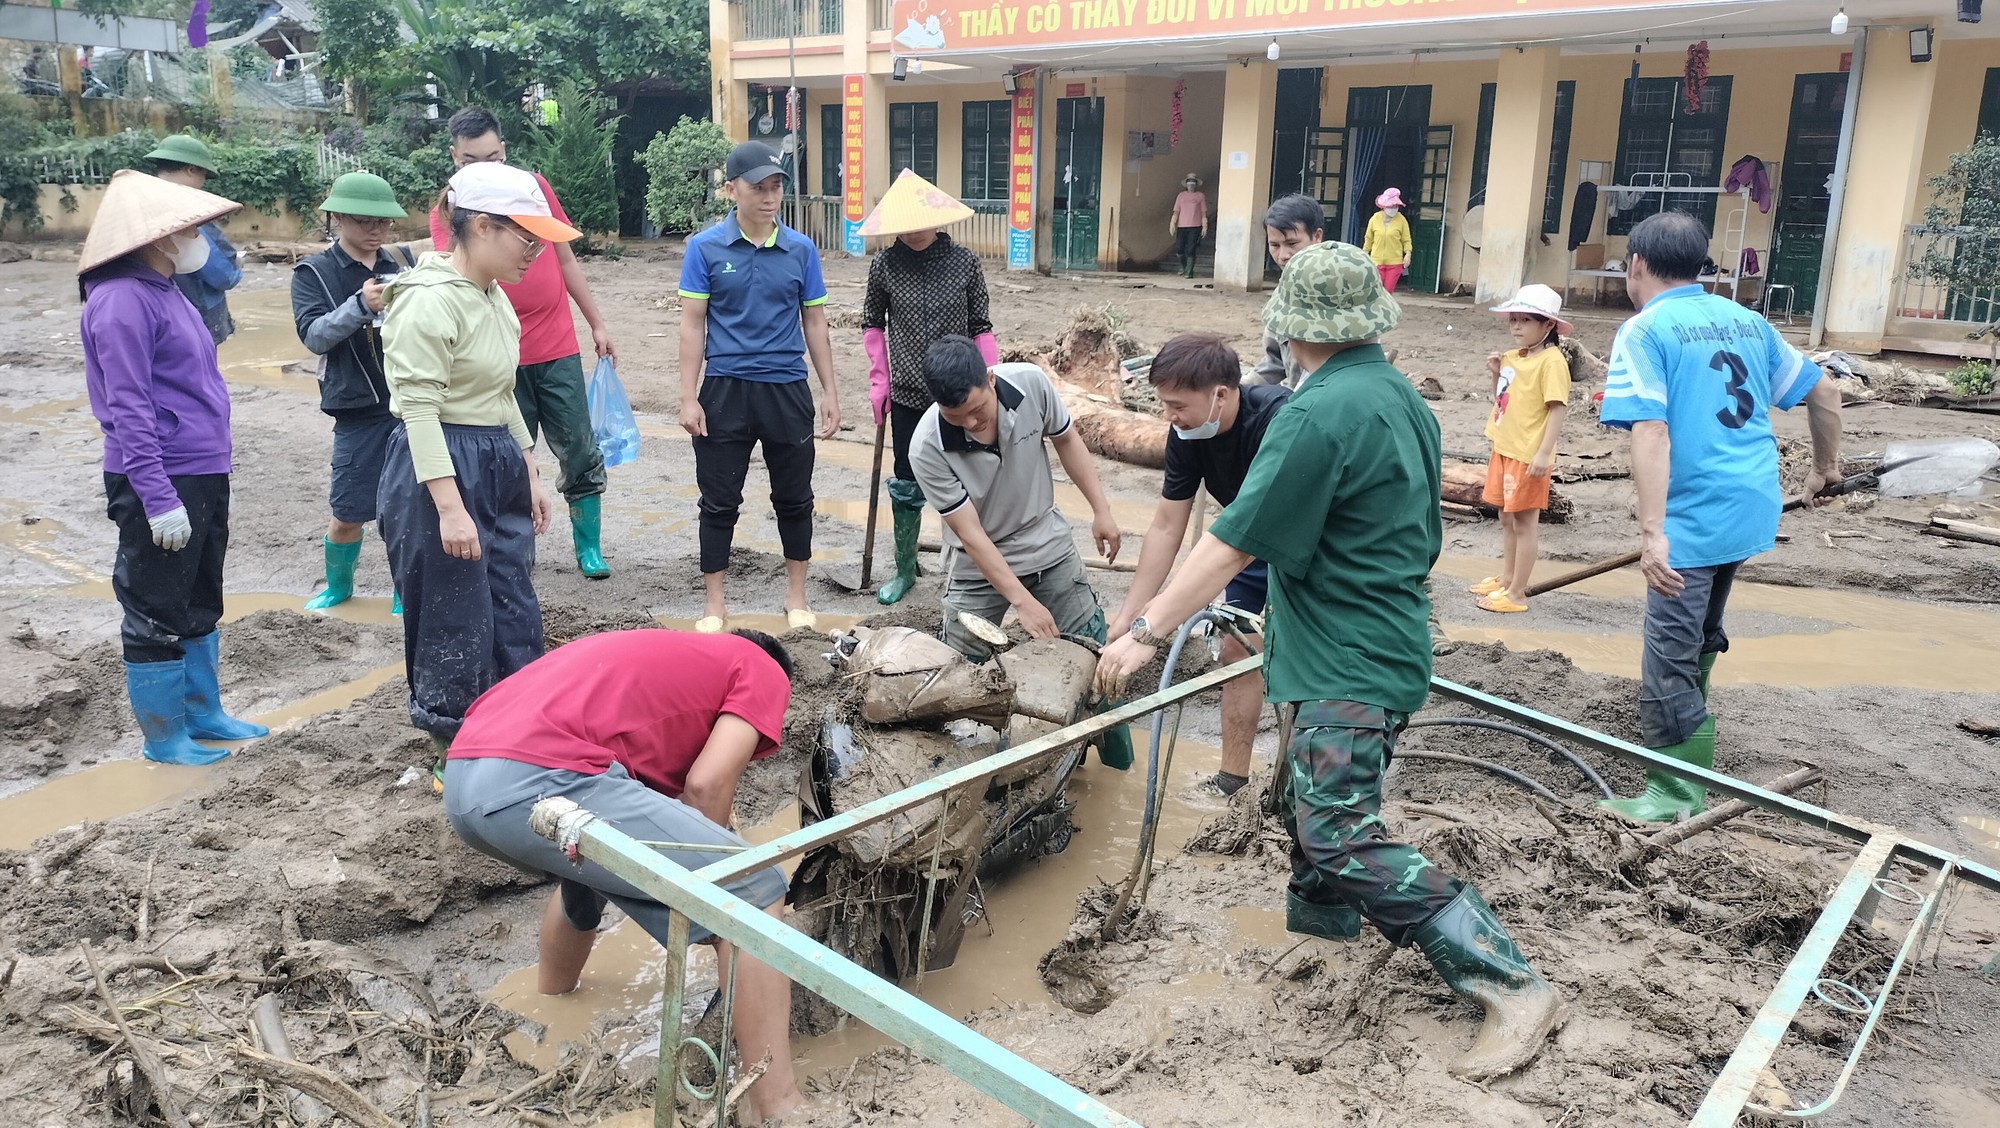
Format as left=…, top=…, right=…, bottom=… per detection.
left=1278, top=699, right=1465, bottom=945
left=379, top=423, right=545, bottom=739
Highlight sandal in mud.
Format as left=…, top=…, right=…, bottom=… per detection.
left=1467, top=575, right=1505, bottom=596
left=786, top=608, right=817, bottom=632
left=693, top=615, right=725, bottom=634
left=1477, top=591, right=1529, bottom=614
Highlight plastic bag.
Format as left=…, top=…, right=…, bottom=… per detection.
left=587, top=357, right=640, bottom=467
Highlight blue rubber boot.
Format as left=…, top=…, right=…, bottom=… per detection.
left=181, top=632, right=269, bottom=741
left=391, top=588, right=403, bottom=616
left=125, top=660, right=231, bottom=766
left=304, top=536, right=360, bottom=611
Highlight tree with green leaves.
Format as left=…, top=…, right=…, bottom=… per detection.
left=1907, top=134, right=2000, bottom=352
left=516, top=80, right=621, bottom=236
left=638, top=116, right=731, bottom=234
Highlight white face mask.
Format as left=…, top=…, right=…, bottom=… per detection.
left=1382, top=206, right=1400, bottom=218
left=163, top=230, right=210, bottom=274
left=1172, top=390, right=1224, bottom=442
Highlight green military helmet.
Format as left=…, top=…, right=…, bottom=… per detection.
left=318, top=172, right=408, bottom=219
left=1262, top=240, right=1402, bottom=345
left=144, top=134, right=220, bottom=174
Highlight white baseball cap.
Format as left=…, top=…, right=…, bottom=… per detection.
left=1490, top=283, right=1573, bottom=337
left=444, top=163, right=582, bottom=243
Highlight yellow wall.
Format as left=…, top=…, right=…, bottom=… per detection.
left=1916, top=37, right=2000, bottom=214
left=21, top=184, right=349, bottom=243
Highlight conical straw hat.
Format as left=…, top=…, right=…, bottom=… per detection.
left=79, top=169, right=241, bottom=275
left=859, top=168, right=974, bottom=238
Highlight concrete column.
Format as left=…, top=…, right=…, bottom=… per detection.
left=1473, top=46, right=1560, bottom=305
left=57, top=46, right=87, bottom=134
left=1098, top=76, right=1129, bottom=270
left=1214, top=60, right=1277, bottom=292
left=710, top=0, right=747, bottom=142
left=858, top=74, right=889, bottom=215
left=1823, top=28, right=1941, bottom=351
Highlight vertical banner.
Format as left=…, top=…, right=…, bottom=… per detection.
left=842, top=75, right=866, bottom=256
left=1007, top=74, right=1036, bottom=272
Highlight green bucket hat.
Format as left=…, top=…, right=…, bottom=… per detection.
left=1262, top=241, right=1401, bottom=345
left=144, top=134, right=219, bottom=174
left=319, top=172, right=408, bottom=219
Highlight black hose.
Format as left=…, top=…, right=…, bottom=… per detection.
left=1393, top=751, right=1560, bottom=801
left=1405, top=717, right=1615, bottom=799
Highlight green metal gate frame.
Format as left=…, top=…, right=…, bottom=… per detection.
left=532, top=660, right=2000, bottom=1127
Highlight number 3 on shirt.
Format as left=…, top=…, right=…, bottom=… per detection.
left=1709, top=350, right=1755, bottom=428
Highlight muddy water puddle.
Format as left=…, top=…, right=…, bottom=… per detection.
left=0, top=662, right=402, bottom=849
left=1433, top=553, right=2000, bottom=691
left=486, top=738, right=1244, bottom=1084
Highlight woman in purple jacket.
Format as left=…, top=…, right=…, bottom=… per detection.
left=79, top=170, right=269, bottom=766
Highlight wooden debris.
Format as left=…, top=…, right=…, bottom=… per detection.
left=80, top=940, right=194, bottom=1128
left=1958, top=718, right=2000, bottom=738
left=1923, top=517, right=2000, bottom=548
left=225, top=1045, right=401, bottom=1128
left=1442, top=461, right=1572, bottom=522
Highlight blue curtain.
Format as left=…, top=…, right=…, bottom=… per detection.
left=1344, top=126, right=1387, bottom=245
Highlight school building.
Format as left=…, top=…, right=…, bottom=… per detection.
left=708, top=0, right=2000, bottom=353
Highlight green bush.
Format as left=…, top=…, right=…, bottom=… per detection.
left=638, top=116, right=730, bottom=235
left=517, top=80, right=622, bottom=236
left=1950, top=359, right=1996, bottom=397
left=0, top=92, right=53, bottom=233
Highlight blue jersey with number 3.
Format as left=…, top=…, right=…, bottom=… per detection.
left=1600, top=284, right=1822, bottom=570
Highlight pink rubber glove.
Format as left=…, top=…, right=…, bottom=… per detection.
left=974, top=332, right=1000, bottom=368
left=864, top=327, right=890, bottom=425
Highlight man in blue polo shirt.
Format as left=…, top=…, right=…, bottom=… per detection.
left=678, top=142, right=842, bottom=632
left=1598, top=212, right=1842, bottom=823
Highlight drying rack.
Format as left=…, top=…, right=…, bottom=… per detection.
left=1565, top=162, right=1780, bottom=309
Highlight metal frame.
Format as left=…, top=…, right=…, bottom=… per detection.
left=528, top=662, right=1995, bottom=1127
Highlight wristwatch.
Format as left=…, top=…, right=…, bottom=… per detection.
left=1128, top=616, right=1167, bottom=647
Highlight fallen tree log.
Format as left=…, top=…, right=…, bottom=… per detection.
left=1049, top=376, right=1170, bottom=469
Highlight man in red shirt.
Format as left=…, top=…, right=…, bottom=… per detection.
left=442, top=628, right=804, bottom=1122
left=430, top=107, right=619, bottom=580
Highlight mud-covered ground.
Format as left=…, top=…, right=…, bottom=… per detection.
left=2, top=244, right=1999, bottom=1126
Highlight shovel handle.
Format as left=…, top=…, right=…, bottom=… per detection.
left=1524, top=550, right=1642, bottom=597
left=1527, top=471, right=1874, bottom=597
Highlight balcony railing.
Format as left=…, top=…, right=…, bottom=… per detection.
left=741, top=0, right=843, bottom=40
left=1895, top=225, right=2000, bottom=327
left=781, top=195, right=1012, bottom=265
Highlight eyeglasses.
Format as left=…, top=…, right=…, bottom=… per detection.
left=343, top=216, right=395, bottom=230
left=498, top=225, right=546, bottom=259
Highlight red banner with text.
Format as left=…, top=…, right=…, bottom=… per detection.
left=886, top=0, right=1738, bottom=55
left=1007, top=74, right=1035, bottom=271
left=842, top=75, right=867, bottom=254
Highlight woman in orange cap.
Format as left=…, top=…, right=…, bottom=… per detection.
left=859, top=169, right=998, bottom=606
left=379, top=161, right=581, bottom=785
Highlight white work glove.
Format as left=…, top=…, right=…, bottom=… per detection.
left=149, top=506, right=193, bottom=551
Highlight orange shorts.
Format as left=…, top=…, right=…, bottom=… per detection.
left=1483, top=454, right=1551, bottom=513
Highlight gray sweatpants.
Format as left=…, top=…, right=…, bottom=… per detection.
left=1640, top=560, right=1739, bottom=747
left=443, top=757, right=788, bottom=945
left=939, top=549, right=1106, bottom=662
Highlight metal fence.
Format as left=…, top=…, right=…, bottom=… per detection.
left=1895, top=225, right=2000, bottom=326
left=780, top=194, right=844, bottom=251
left=779, top=194, right=1012, bottom=264
left=741, top=0, right=844, bottom=40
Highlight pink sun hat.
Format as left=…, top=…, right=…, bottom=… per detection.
left=1375, top=187, right=1405, bottom=209
left=1490, top=283, right=1575, bottom=337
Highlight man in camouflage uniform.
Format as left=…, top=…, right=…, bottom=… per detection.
left=1096, top=242, right=1565, bottom=1081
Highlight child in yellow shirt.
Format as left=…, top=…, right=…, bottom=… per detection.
left=1363, top=187, right=1413, bottom=291
left=1470, top=284, right=1572, bottom=613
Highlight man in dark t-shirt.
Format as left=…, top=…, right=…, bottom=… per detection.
left=1110, top=333, right=1288, bottom=796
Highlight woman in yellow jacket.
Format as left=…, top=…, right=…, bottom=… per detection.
left=1363, top=186, right=1412, bottom=292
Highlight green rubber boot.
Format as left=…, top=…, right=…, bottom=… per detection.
left=304, top=536, right=361, bottom=611
left=876, top=479, right=925, bottom=606
left=570, top=494, right=610, bottom=579
left=1286, top=891, right=1362, bottom=941
left=1697, top=650, right=1717, bottom=699
left=1415, top=886, right=1568, bottom=1080
left=1597, top=718, right=1714, bottom=824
